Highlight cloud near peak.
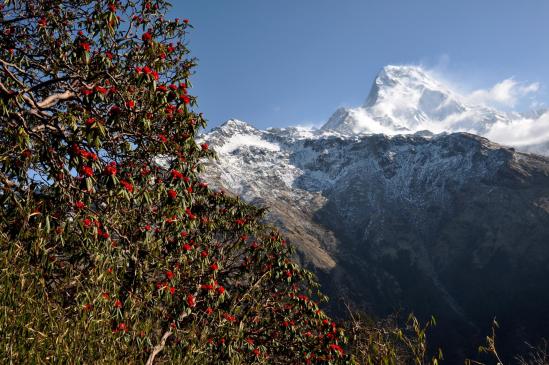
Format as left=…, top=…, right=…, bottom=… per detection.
left=467, top=78, right=540, bottom=108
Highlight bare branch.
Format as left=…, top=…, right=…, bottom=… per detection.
left=35, top=90, right=75, bottom=109
left=145, top=311, right=191, bottom=365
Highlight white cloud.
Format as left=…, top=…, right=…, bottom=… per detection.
left=293, top=121, right=323, bottom=130
left=467, top=78, right=540, bottom=108
left=484, top=112, right=549, bottom=148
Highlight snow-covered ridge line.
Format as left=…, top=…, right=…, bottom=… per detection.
left=202, top=65, right=548, bottom=160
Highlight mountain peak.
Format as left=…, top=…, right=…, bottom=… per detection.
left=322, top=64, right=481, bottom=136
left=212, top=119, right=260, bottom=136
left=378, top=64, right=429, bottom=79
left=373, top=65, right=435, bottom=89
left=219, top=119, right=255, bottom=130
left=365, top=65, right=453, bottom=107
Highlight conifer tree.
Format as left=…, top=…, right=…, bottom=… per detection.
left=0, top=1, right=348, bottom=363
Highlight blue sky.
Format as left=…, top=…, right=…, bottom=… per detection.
left=170, top=0, right=549, bottom=130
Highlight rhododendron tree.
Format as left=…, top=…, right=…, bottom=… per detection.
left=0, top=1, right=349, bottom=363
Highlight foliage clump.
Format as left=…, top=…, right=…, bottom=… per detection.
left=344, top=306, right=443, bottom=365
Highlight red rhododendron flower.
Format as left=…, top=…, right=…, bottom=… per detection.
left=102, top=292, right=110, bottom=299
left=201, top=283, right=213, bottom=291
left=180, top=95, right=190, bottom=104
left=171, top=169, right=183, bottom=179
left=183, top=19, right=189, bottom=24
left=329, top=344, right=344, bottom=356
left=201, top=143, right=209, bottom=151
left=117, top=323, right=127, bottom=332
left=205, top=307, right=213, bottom=315
left=74, top=201, right=86, bottom=209
left=166, top=271, right=174, bottom=280
left=114, top=299, right=123, bottom=308
left=168, top=189, right=177, bottom=200
left=104, top=162, right=117, bottom=176
left=142, top=31, right=152, bottom=41
left=120, top=179, right=134, bottom=192
left=186, top=294, right=196, bottom=308
left=81, top=88, right=93, bottom=96
left=170, top=286, right=176, bottom=295
left=201, top=250, right=208, bottom=257
left=95, top=85, right=108, bottom=94
left=223, top=313, right=236, bottom=322
left=217, top=286, right=225, bottom=295
left=125, top=100, right=135, bottom=109
left=183, top=243, right=192, bottom=251
left=81, top=166, right=93, bottom=177
left=80, top=42, right=91, bottom=51
left=210, top=263, right=219, bottom=271
left=85, top=117, right=95, bottom=126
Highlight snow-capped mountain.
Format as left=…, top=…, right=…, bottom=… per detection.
left=323, top=65, right=504, bottom=134
left=200, top=66, right=549, bottom=362
left=322, top=65, right=549, bottom=155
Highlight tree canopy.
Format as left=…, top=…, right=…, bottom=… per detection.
left=0, top=1, right=349, bottom=363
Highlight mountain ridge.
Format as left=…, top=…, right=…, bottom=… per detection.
left=200, top=66, right=549, bottom=362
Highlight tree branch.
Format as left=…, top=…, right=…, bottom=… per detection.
left=35, top=90, right=75, bottom=109
left=145, top=330, right=173, bottom=365
left=146, top=311, right=191, bottom=365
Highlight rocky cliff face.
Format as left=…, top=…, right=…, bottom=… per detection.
left=199, top=66, right=549, bottom=362
left=201, top=119, right=549, bottom=361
